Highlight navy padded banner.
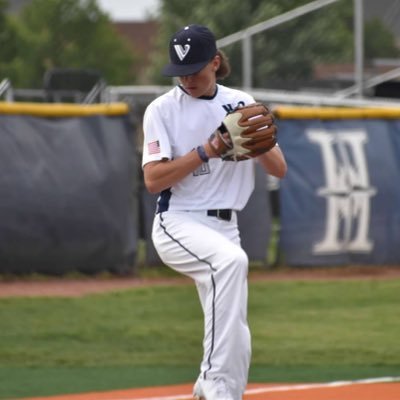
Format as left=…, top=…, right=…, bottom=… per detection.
left=277, top=119, right=400, bottom=266
left=0, top=113, right=138, bottom=274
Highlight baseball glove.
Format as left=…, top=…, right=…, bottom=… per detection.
left=209, top=103, right=277, bottom=161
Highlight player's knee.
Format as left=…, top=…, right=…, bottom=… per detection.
left=236, top=247, right=249, bottom=277
left=235, top=246, right=249, bottom=267
left=221, top=245, right=249, bottom=277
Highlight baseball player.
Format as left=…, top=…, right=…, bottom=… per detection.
left=142, top=24, right=287, bottom=400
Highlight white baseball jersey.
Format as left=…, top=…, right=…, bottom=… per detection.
left=142, top=84, right=256, bottom=211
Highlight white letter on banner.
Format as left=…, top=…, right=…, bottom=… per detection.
left=307, top=129, right=376, bottom=254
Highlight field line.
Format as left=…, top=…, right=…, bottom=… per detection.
left=112, top=376, right=400, bottom=400
left=245, top=376, right=400, bottom=396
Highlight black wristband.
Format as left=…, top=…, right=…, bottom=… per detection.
left=196, top=145, right=209, bottom=163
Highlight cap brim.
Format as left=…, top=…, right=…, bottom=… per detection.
left=162, top=60, right=210, bottom=77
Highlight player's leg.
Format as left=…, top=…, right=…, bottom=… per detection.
left=195, top=247, right=250, bottom=399
left=152, top=211, right=250, bottom=398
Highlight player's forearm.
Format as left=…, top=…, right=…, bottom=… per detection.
left=258, top=146, right=287, bottom=178
left=143, top=149, right=207, bottom=194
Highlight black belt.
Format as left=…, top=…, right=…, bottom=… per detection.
left=207, top=209, right=232, bottom=221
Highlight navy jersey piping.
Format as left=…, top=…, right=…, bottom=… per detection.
left=178, top=84, right=218, bottom=100
left=156, top=188, right=172, bottom=213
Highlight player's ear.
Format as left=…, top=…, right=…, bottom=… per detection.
left=211, top=54, right=221, bottom=72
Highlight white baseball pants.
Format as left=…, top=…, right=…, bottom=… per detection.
left=152, top=210, right=251, bottom=399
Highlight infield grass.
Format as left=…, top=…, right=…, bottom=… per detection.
left=0, top=272, right=399, bottom=398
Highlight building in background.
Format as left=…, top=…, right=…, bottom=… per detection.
left=113, top=21, right=159, bottom=84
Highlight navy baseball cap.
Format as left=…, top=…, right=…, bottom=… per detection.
left=162, top=24, right=217, bottom=77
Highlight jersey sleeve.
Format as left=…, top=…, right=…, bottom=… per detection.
left=142, top=101, right=172, bottom=167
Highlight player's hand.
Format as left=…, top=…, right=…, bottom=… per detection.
left=208, top=103, right=277, bottom=161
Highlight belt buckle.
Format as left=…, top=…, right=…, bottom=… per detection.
left=217, top=209, right=231, bottom=221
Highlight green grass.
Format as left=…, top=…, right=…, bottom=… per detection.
left=0, top=277, right=399, bottom=399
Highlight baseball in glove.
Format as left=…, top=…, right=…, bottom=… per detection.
left=208, top=103, right=277, bottom=161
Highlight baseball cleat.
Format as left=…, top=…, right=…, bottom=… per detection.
left=193, top=377, right=234, bottom=400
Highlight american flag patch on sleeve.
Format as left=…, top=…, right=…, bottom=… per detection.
left=147, top=140, right=160, bottom=155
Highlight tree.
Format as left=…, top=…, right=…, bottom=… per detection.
left=364, top=18, right=400, bottom=61
left=148, top=0, right=399, bottom=88
left=2, top=0, right=138, bottom=88
left=0, top=0, right=19, bottom=84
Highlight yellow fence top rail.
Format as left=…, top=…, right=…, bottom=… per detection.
left=0, top=102, right=130, bottom=117
left=274, top=106, right=400, bottom=119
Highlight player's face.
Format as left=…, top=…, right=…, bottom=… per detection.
left=179, top=55, right=220, bottom=98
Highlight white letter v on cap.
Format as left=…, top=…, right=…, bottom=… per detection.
left=174, top=44, right=190, bottom=61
